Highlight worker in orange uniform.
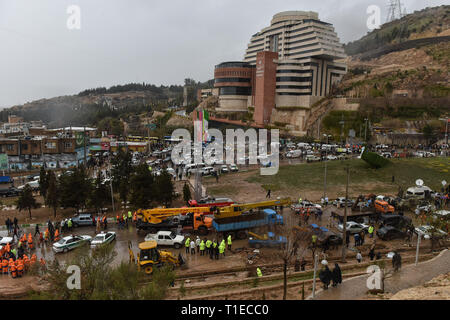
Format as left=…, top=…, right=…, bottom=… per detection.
left=30, top=254, right=37, bottom=266
left=10, top=263, right=17, bottom=279
left=39, top=232, right=43, bottom=246
left=2, top=258, right=8, bottom=274
left=54, top=229, right=60, bottom=242
left=16, top=260, right=24, bottom=277
left=28, top=233, right=34, bottom=250
left=133, top=211, right=137, bottom=223
left=5, top=242, right=11, bottom=253
left=44, top=229, right=49, bottom=242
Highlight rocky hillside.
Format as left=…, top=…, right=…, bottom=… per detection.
left=344, top=5, right=450, bottom=56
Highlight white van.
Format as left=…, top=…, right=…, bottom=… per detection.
left=286, top=150, right=302, bottom=158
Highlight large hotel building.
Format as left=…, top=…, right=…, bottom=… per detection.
left=213, top=11, right=347, bottom=129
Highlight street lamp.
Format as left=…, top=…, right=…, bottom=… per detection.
left=364, top=118, right=369, bottom=142
left=311, top=253, right=319, bottom=298
left=323, top=134, right=332, bottom=200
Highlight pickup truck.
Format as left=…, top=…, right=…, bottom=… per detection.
left=144, top=230, right=185, bottom=248
left=248, top=232, right=287, bottom=249
left=213, top=208, right=283, bottom=240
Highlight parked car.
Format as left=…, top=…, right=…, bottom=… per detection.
left=306, top=155, right=320, bottom=162
left=337, top=221, right=369, bottom=234
left=220, top=165, right=229, bottom=173
left=317, top=231, right=343, bottom=246
left=71, top=213, right=95, bottom=227
left=144, top=231, right=184, bottom=249
left=326, top=155, right=337, bottom=160
left=90, top=231, right=116, bottom=248
left=229, top=164, right=239, bottom=172
left=414, top=225, right=447, bottom=239
left=53, top=235, right=92, bottom=253
left=376, top=226, right=407, bottom=241
left=0, top=187, right=21, bottom=197
left=333, top=197, right=354, bottom=208
left=0, top=235, right=13, bottom=245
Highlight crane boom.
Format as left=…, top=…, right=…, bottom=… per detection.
left=215, top=198, right=292, bottom=219
left=137, top=207, right=211, bottom=224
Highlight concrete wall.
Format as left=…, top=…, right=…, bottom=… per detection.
left=217, top=95, right=249, bottom=112
left=332, top=97, right=360, bottom=111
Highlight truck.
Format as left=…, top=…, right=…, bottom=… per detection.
left=248, top=231, right=287, bottom=248
left=215, top=198, right=291, bottom=219
left=136, top=210, right=213, bottom=235
left=212, top=208, right=283, bottom=239
left=374, top=199, right=395, bottom=214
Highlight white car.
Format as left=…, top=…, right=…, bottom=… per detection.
left=90, top=231, right=116, bottom=248
left=220, top=165, right=229, bottom=173
left=326, top=155, right=337, bottom=160
left=414, top=225, right=447, bottom=239
left=229, top=164, right=238, bottom=172
left=145, top=231, right=184, bottom=249
left=337, top=221, right=369, bottom=234
left=0, top=235, right=13, bottom=245
left=53, top=235, right=92, bottom=253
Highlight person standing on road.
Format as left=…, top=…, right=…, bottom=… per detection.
left=369, top=247, right=375, bottom=261
left=34, top=224, right=40, bottom=237
left=360, top=231, right=365, bottom=245
left=392, top=251, right=402, bottom=272
left=13, top=217, right=18, bottom=230
left=127, top=211, right=132, bottom=225
left=266, top=189, right=271, bottom=199
left=199, top=239, right=205, bottom=256
left=368, top=225, right=374, bottom=238
left=331, top=263, right=342, bottom=287
left=227, top=234, right=232, bottom=251
left=190, top=240, right=196, bottom=255
left=205, top=239, right=212, bottom=256
left=185, top=237, right=190, bottom=254
left=354, top=233, right=360, bottom=247
left=195, top=236, right=201, bottom=253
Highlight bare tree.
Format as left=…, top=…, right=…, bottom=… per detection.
left=274, top=213, right=312, bottom=300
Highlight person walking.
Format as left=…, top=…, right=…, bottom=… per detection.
left=356, top=251, right=362, bottom=263
left=354, top=233, right=360, bottom=247
left=227, top=234, right=232, bottom=251
left=360, top=231, right=365, bottom=246
left=127, top=211, right=132, bottom=225
left=331, top=263, right=342, bottom=287
left=256, top=267, right=263, bottom=277
left=369, top=247, right=375, bottom=261
left=185, top=237, right=190, bottom=254
left=319, top=264, right=332, bottom=290
left=392, top=251, right=402, bottom=272
left=13, top=217, right=18, bottom=230
left=266, top=189, right=271, bottom=199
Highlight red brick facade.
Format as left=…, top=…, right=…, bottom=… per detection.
left=253, top=51, right=278, bottom=126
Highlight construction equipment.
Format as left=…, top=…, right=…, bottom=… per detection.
left=129, top=240, right=185, bottom=275
left=136, top=207, right=213, bottom=234
left=215, top=198, right=292, bottom=219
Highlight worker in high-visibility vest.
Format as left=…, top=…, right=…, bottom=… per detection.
left=256, top=267, right=262, bottom=277
left=127, top=211, right=132, bottom=223
left=185, top=237, right=190, bottom=254
left=218, top=241, right=225, bottom=258
left=199, top=240, right=205, bottom=256
left=227, top=234, right=232, bottom=251
left=28, top=233, right=33, bottom=250
left=205, top=239, right=212, bottom=256
left=368, top=225, right=374, bottom=238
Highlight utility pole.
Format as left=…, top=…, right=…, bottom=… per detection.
left=415, top=233, right=421, bottom=266
left=311, top=253, right=319, bottom=298
left=108, top=159, right=115, bottom=218
left=339, top=114, right=345, bottom=145
left=364, top=118, right=369, bottom=142
left=323, top=134, right=330, bottom=200
left=341, top=164, right=350, bottom=262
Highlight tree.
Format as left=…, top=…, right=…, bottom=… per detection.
left=154, top=169, right=175, bottom=207
left=59, top=166, right=92, bottom=212
left=39, top=167, right=49, bottom=198
left=183, top=183, right=192, bottom=204
left=274, top=214, right=312, bottom=300
left=17, top=184, right=39, bottom=219
left=30, top=244, right=175, bottom=300
left=89, top=172, right=111, bottom=213
left=111, top=149, right=133, bottom=210
left=46, top=171, right=59, bottom=218
left=422, top=124, right=436, bottom=147
left=129, top=163, right=155, bottom=210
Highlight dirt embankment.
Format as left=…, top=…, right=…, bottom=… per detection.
left=390, top=272, right=450, bottom=300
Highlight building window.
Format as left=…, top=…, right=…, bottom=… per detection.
left=45, top=142, right=57, bottom=149
left=7, top=144, right=14, bottom=151
left=276, top=76, right=312, bottom=82
left=64, top=142, right=73, bottom=149
left=219, top=87, right=252, bottom=96
left=21, top=144, right=28, bottom=150
left=215, top=78, right=251, bottom=84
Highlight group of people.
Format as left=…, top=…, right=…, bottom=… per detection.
left=4, top=217, right=20, bottom=240
left=319, top=262, right=342, bottom=290
left=184, top=235, right=232, bottom=260
left=116, top=211, right=136, bottom=229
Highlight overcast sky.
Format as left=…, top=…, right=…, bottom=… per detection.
left=0, top=0, right=446, bottom=108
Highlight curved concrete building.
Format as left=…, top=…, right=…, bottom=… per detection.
left=214, top=61, right=255, bottom=112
